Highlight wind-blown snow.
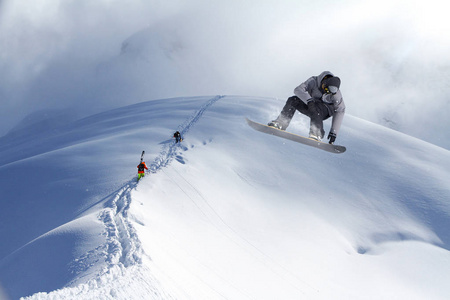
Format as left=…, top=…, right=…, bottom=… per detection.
left=0, top=96, right=449, bottom=299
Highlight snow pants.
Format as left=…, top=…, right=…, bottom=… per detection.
left=275, top=96, right=330, bottom=138
left=138, top=173, right=145, bottom=181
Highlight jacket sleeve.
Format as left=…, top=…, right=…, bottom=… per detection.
left=293, top=77, right=315, bottom=104
left=330, top=99, right=345, bottom=136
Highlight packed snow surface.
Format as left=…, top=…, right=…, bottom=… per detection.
left=0, top=96, right=449, bottom=300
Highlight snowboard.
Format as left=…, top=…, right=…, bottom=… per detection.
left=246, top=118, right=346, bottom=154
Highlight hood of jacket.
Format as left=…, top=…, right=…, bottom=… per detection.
left=317, top=71, right=334, bottom=86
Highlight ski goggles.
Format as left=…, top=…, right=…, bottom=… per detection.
left=324, top=85, right=338, bottom=94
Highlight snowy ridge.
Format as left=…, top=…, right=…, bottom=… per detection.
left=66, top=184, right=142, bottom=285
left=100, top=184, right=142, bottom=267
left=102, top=95, right=224, bottom=266
left=98, top=95, right=225, bottom=271
left=1, top=96, right=449, bottom=300
left=149, top=95, right=224, bottom=172
left=22, top=96, right=225, bottom=299
left=25, top=264, right=177, bottom=300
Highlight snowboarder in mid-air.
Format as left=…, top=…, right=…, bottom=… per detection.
left=137, top=160, right=148, bottom=181
left=173, top=131, right=182, bottom=143
left=268, top=71, right=345, bottom=144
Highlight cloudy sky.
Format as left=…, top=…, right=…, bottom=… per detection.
left=1, top=0, right=449, bottom=148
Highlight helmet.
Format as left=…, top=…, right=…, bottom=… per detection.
left=322, top=76, right=341, bottom=94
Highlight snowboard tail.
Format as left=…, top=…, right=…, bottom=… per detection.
left=246, top=118, right=346, bottom=154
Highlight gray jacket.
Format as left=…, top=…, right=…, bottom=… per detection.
left=293, top=71, right=345, bottom=136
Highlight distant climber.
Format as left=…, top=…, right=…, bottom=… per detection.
left=137, top=161, right=148, bottom=181
left=173, top=131, right=183, bottom=143
left=268, top=71, right=345, bottom=144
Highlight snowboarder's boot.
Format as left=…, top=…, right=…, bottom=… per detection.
left=309, top=133, right=321, bottom=141
left=309, top=125, right=325, bottom=142
left=268, top=120, right=284, bottom=130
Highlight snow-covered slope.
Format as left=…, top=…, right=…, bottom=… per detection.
left=0, top=96, right=449, bottom=299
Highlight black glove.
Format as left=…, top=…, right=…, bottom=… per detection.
left=327, top=132, right=336, bottom=144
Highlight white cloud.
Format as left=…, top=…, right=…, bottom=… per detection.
left=0, top=0, right=449, bottom=148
